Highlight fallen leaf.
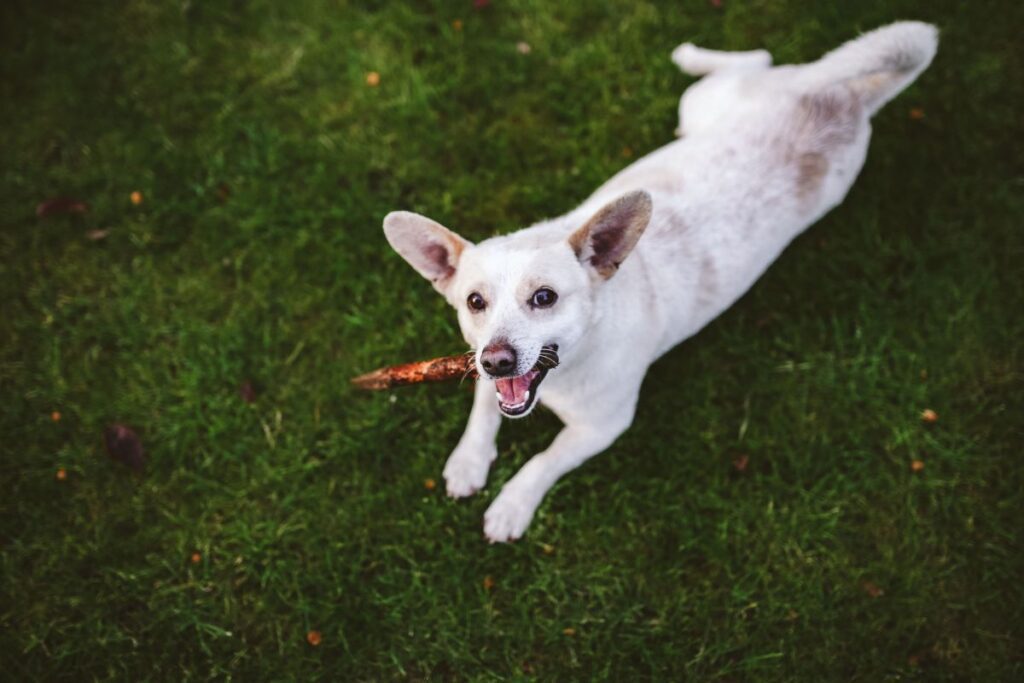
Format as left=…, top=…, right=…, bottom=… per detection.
left=862, top=580, right=884, bottom=598
left=306, top=630, right=322, bottom=646
left=516, top=41, right=532, bottom=55
left=909, top=107, right=925, bottom=120
left=424, top=478, right=437, bottom=491
left=621, top=146, right=633, bottom=158
left=238, top=380, right=258, bottom=404
left=732, top=453, right=750, bottom=472
left=56, top=468, right=67, bottom=481
left=104, top=423, right=146, bottom=473
left=130, top=191, right=143, bottom=205
left=482, top=575, right=495, bottom=591
left=452, top=19, right=463, bottom=31
left=86, top=229, right=110, bottom=241
left=562, top=627, right=576, bottom=636
left=540, top=542, right=555, bottom=555
left=51, top=410, right=62, bottom=422
left=473, top=0, right=490, bottom=8
left=785, top=609, right=799, bottom=621
left=920, top=409, right=938, bottom=423
left=365, top=71, right=381, bottom=87
left=36, top=197, right=88, bottom=217
left=216, top=182, right=230, bottom=203
left=191, top=552, right=202, bottom=564
left=911, top=460, right=925, bottom=473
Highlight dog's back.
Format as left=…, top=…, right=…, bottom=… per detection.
left=577, top=22, right=939, bottom=354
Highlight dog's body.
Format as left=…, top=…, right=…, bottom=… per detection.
left=383, top=22, right=938, bottom=542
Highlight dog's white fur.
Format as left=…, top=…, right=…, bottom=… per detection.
left=383, top=22, right=938, bottom=542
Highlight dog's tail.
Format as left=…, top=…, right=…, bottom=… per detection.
left=802, top=21, right=938, bottom=114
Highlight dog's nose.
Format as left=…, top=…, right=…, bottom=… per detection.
left=481, top=341, right=517, bottom=377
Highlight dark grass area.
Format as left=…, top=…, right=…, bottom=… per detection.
left=2, top=0, right=1022, bottom=679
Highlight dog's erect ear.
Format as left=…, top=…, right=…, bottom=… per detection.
left=383, top=211, right=472, bottom=293
left=569, top=190, right=653, bottom=279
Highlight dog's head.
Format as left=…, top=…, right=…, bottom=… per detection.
left=383, top=190, right=652, bottom=418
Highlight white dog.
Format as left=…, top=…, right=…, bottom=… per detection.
left=383, top=22, right=938, bottom=542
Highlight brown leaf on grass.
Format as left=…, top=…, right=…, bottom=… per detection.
left=238, top=380, right=258, bottom=403
left=862, top=580, right=884, bottom=598
left=423, top=478, right=437, bottom=491
left=911, top=459, right=925, bottom=473
left=365, top=71, right=380, bottom=87
left=56, top=468, right=67, bottom=481
left=482, top=575, right=495, bottom=591
left=732, top=454, right=750, bottom=472
left=909, top=107, right=925, bottom=120
left=104, top=423, right=146, bottom=473
left=562, top=627, right=576, bottom=636
left=86, top=229, right=110, bottom=241
left=216, top=182, right=230, bottom=204
left=130, top=191, right=143, bottom=205
left=51, top=411, right=62, bottom=422
left=306, top=630, right=322, bottom=646
left=36, top=197, right=88, bottom=217
left=190, top=552, right=202, bottom=564
left=920, top=409, right=938, bottom=423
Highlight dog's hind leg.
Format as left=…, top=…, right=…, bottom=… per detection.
left=671, top=43, right=772, bottom=76
left=671, top=43, right=772, bottom=137
left=796, top=21, right=938, bottom=115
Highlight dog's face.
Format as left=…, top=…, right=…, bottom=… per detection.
left=384, top=191, right=651, bottom=418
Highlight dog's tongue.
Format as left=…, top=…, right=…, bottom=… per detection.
left=495, top=372, right=535, bottom=404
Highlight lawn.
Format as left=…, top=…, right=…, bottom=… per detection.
left=1, top=0, right=1022, bottom=679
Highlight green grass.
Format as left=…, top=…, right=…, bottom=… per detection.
left=2, top=0, right=1022, bottom=679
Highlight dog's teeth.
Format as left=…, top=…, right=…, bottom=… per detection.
left=496, top=392, right=503, bottom=401
left=523, top=390, right=530, bottom=403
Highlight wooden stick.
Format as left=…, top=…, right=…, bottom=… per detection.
left=351, top=354, right=477, bottom=390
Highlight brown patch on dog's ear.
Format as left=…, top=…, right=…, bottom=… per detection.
left=383, top=211, right=471, bottom=293
left=569, top=191, right=653, bottom=279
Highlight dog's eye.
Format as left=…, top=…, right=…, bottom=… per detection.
left=467, top=292, right=487, bottom=311
left=530, top=287, right=558, bottom=308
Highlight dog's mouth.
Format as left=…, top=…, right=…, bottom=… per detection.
left=493, top=345, right=559, bottom=418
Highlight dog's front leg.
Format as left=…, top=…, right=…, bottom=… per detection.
left=483, top=409, right=634, bottom=543
left=443, top=378, right=501, bottom=498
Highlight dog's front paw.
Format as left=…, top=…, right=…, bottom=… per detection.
left=443, top=446, right=495, bottom=498
left=483, top=491, right=538, bottom=543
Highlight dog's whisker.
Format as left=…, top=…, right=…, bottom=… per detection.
left=457, top=354, right=478, bottom=386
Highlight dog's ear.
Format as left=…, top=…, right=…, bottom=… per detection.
left=383, top=211, right=472, bottom=293
left=569, top=190, right=652, bottom=279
